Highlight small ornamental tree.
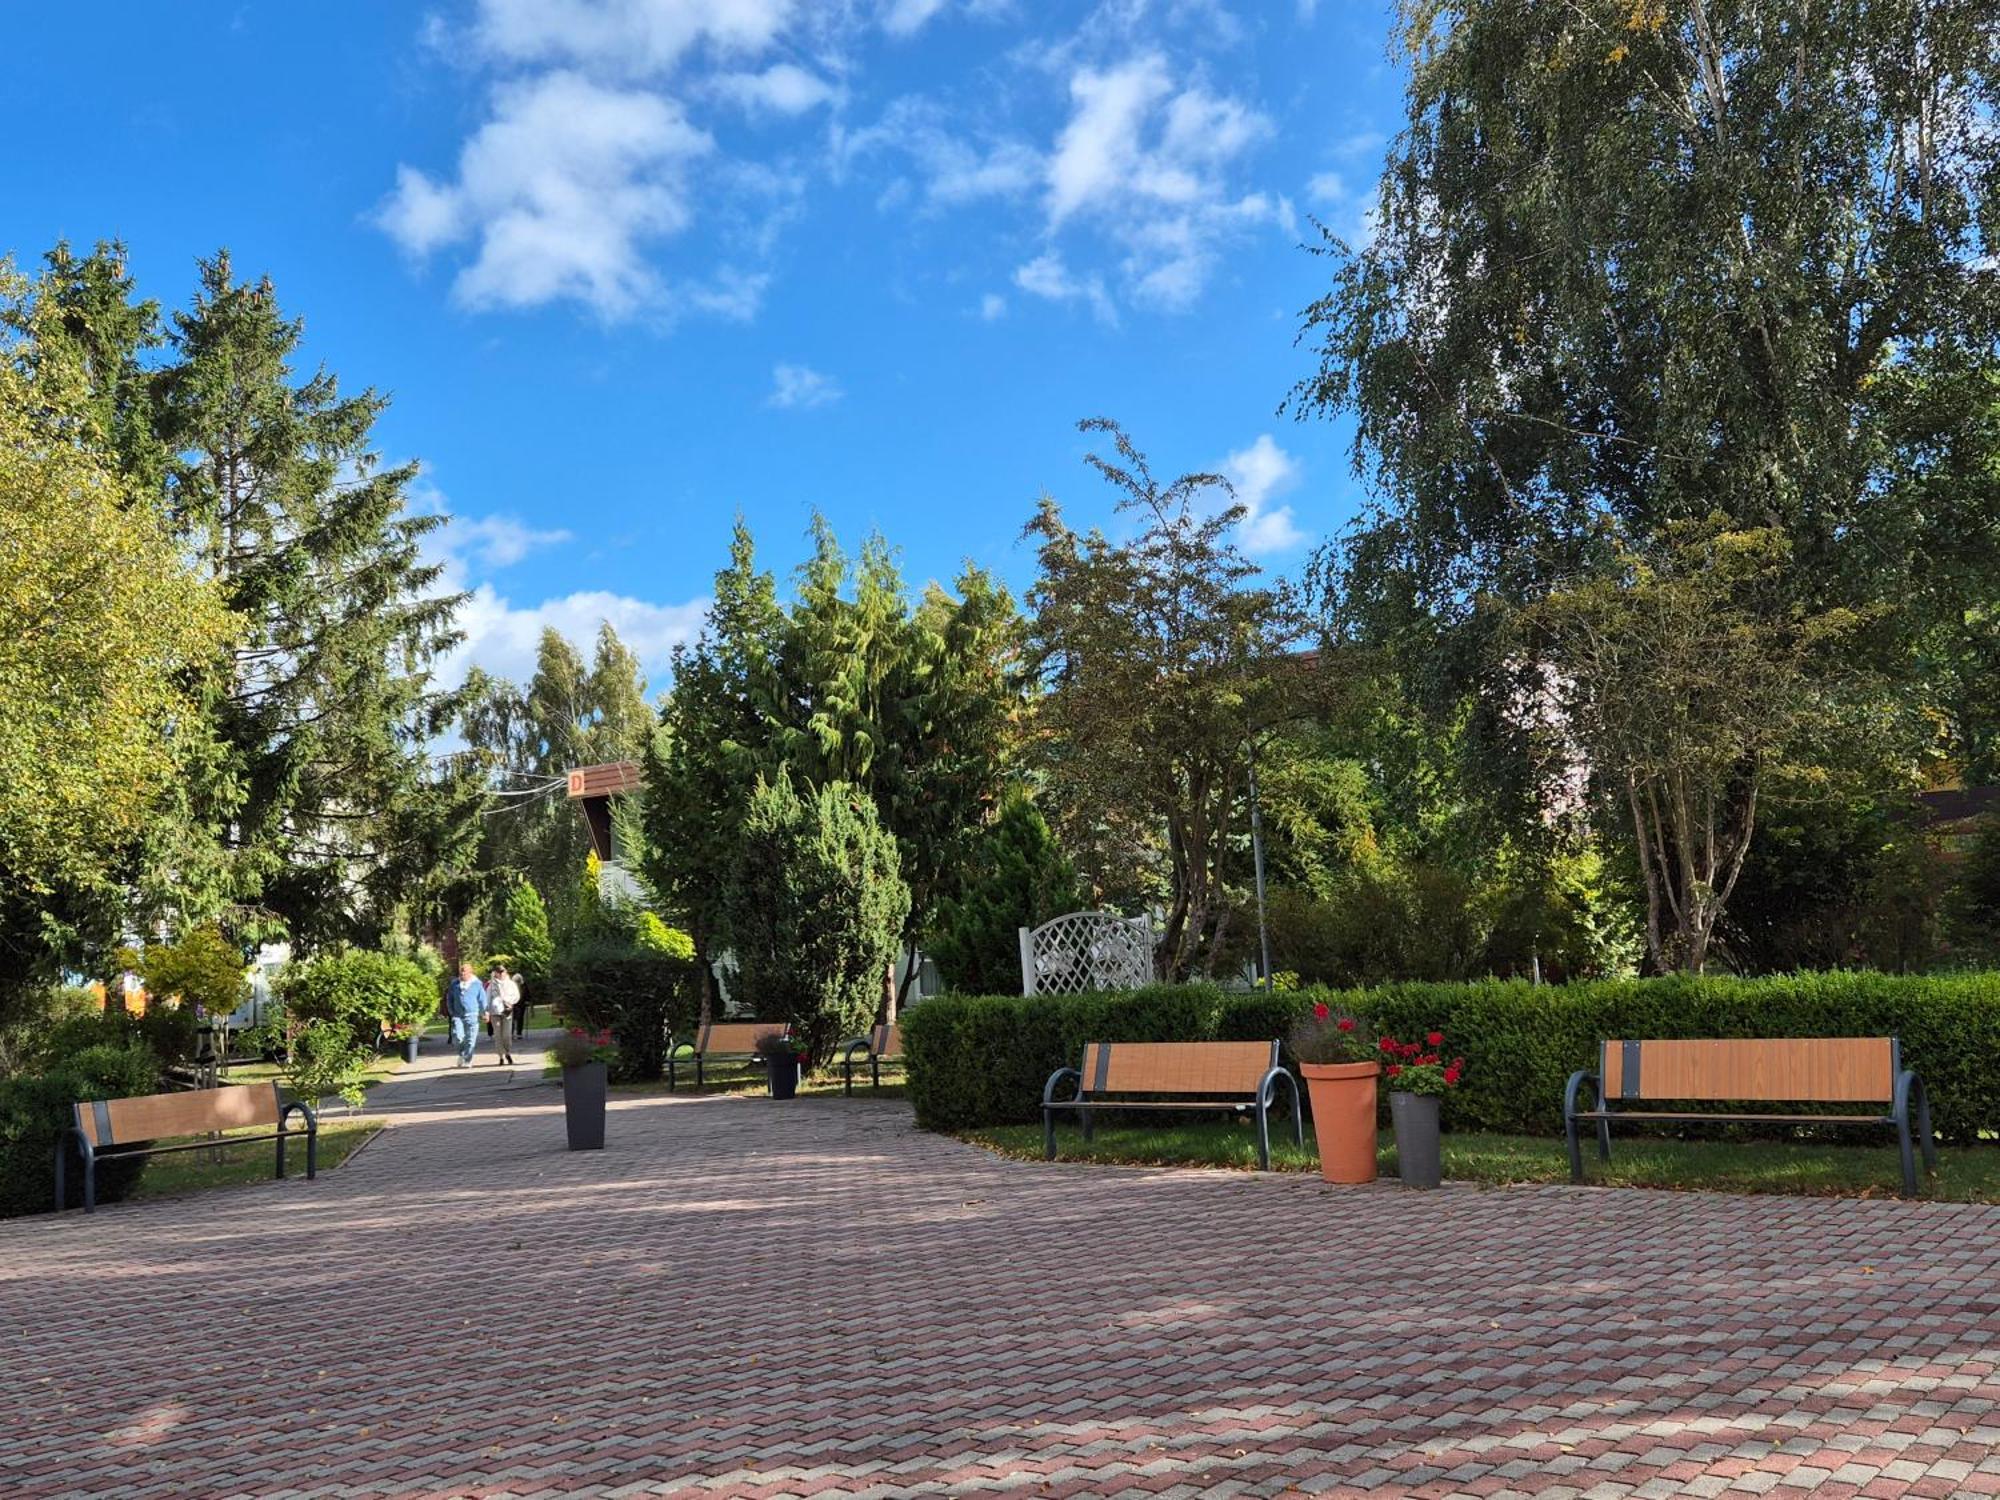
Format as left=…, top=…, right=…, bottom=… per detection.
left=722, top=773, right=909, bottom=1067
left=928, top=789, right=1082, bottom=994
left=498, top=878, right=554, bottom=992
left=137, top=925, right=249, bottom=1024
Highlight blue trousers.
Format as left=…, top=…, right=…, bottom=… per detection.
left=449, top=1014, right=480, bottom=1063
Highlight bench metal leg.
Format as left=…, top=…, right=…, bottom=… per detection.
left=1043, top=1106, right=1057, bottom=1160
left=1897, top=1114, right=1918, bottom=1198
left=1597, top=1118, right=1612, bottom=1161
left=1919, top=1086, right=1937, bottom=1173
left=1253, top=1099, right=1272, bottom=1172
left=696, top=1056, right=705, bottom=1089
left=871, top=1056, right=880, bottom=1091
left=53, top=1138, right=65, bottom=1213
left=1081, top=1107, right=1096, bottom=1142
left=842, top=1055, right=854, bottom=1096
left=1565, top=1113, right=1584, bottom=1183
left=667, top=1054, right=677, bottom=1092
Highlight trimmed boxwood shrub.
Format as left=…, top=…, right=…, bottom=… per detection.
left=548, top=945, right=702, bottom=1081
left=0, top=1042, right=160, bottom=1218
left=902, top=971, right=2000, bottom=1142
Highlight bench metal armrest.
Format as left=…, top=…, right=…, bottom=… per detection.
left=838, top=1036, right=872, bottom=1061
left=1563, top=1069, right=1601, bottom=1119
left=278, top=1099, right=319, bottom=1181
left=1042, top=1066, right=1083, bottom=1108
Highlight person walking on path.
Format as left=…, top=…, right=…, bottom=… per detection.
left=445, top=963, right=488, bottom=1068
left=486, top=965, right=518, bottom=1065
left=510, top=969, right=530, bottom=1039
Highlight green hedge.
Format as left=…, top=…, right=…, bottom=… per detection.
left=901, top=972, right=2000, bottom=1142
left=549, top=946, right=702, bottom=1081
left=0, top=1043, right=160, bottom=1218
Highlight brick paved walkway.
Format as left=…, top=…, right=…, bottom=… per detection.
left=4, top=1058, right=1999, bottom=1500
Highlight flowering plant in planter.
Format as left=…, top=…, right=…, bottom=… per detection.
left=754, top=1031, right=804, bottom=1064
left=549, top=1027, right=616, bottom=1070
left=1379, top=1031, right=1465, bottom=1096
left=1288, top=1002, right=1376, bottom=1065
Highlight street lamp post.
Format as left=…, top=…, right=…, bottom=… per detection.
left=1247, top=735, right=1273, bottom=992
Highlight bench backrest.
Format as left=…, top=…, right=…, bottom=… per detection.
left=73, top=1082, right=283, bottom=1148
left=695, top=1021, right=787, bottom=1056
left=1079, top=1040, right=1279, bottom=1096
left=871, top=1023, right=901, bottom=1058
left=1601, top=1037, right=1898, bottom=1104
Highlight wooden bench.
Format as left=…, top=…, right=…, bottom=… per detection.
left=57, top=1082, right=318, bottom=1214
left=1042, top=1040, right=1301, bottom=1170
left=668, top=1021, right=791, bottom=1090
left=1564, top=1037, right=1937, bottom=1196
left=838, top=1024, right=900, bottom=1095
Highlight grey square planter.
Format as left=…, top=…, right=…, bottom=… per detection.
left=563, top=1060, right=607, bottom=1150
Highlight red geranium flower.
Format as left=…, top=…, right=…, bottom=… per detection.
left=1379, top=1038, right=1395, bottom=1052
left=1336, top=1017, right=1355, bottom=1033
left=1313, top=1001, right=1330, bottom=1021
left=1444, top=1066, right=1461, bottom=1085
left=1386, top=1064, right=1402, bottom=1078
left=1426, top=1030, right=1444, bottom=1046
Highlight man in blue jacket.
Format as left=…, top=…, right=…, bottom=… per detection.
left=445, top=962, right=488, bottom=1068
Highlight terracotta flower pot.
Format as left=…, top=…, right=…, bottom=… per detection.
left=1300, top=1061, right=1379, bottom=1184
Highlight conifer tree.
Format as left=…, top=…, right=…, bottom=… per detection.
left=927, top=789, right=1082, bottom=994
left=155, top=251, right=475, bottom=947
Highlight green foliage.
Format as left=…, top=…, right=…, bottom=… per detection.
left=903, top=972, right=2000, bottom=1143
left=633, top=911, right=696, bottom=961
left=722, top=773, right=911, bottom=1065
left=260, top=1017, right=372, bottom=1110
left=927, top=789, right=1081, bottom=994
left=640, top=518, right=1020, bottom=1005
left=1025, top=419, right=1334, bottom=979
left=548, top=945, right=701, bottom=1082
left=460, top=624, right=652, bottom=916
left=0, top=1041, right=159, bottom=1217
left=497, top=878, right=554, bottom=989
left=276, top=950, right=438, bottom=1046
left=137, top=925, right=248, bottom=1020
left=1949, top=818, right=2000, bottom=964
left=0, top=262, right=235, bottom=918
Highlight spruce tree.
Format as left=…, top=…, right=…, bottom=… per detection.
left=155, top=251, right=474, bottom=948
left=928, top=789, right=1081, bottom=994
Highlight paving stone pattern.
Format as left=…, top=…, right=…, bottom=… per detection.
left=3, top=1054, right=1999, bottom=1499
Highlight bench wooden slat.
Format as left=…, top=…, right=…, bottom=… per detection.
left=77, top=1083, right=282, bottom=1147
left=871, top=1024, right=901, bottom=1058
left=1573, top=1110, right=1890, bottom=1124
left=694, top=1022, right=786, bottom=1055
left=1081, top=1041, right=1276, bottom=1096
left=1602, top=1038, right=1895, bottom=1104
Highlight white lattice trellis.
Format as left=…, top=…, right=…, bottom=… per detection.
left=1018, top=912, right=1155, bottom=996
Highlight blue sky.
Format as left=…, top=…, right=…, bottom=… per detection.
left=3, top=0, right=1404, bottom=690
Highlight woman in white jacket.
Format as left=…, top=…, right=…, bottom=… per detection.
left=486, top=965, right=519, bottom=1065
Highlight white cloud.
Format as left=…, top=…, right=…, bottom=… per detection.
left=1047, top=56, right=1174, bottom=224
left=711, top=62, right=838, bottom=115
left=881, top=0, right=949, bottom=36
left=451, top=514, right=575, bottom=569
left=1307, top=170, right=1345, bottom=205
left=767, top=361, right=843, bottom=408
left=1221, top=434, right=1306, bottom=554
left=835, top=99, right=1040, bottom=210
left=447, top=583, right=709, bottom=690
left=979, top=292, right=1007, bottom=320
left=414, top=480, right=705, bottom=691
left=1035, top=53, right=1275, bottom=311
left=376, top=71, right=713, bottom=319
left=470, top=0, right=795, bottom=77
left=1012, top=252, right=1116, bottom=324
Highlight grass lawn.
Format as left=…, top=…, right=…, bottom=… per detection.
left=129, top=1118, right=382, bottom=1201
left=964, top=1118, right=2000, bottom=1201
